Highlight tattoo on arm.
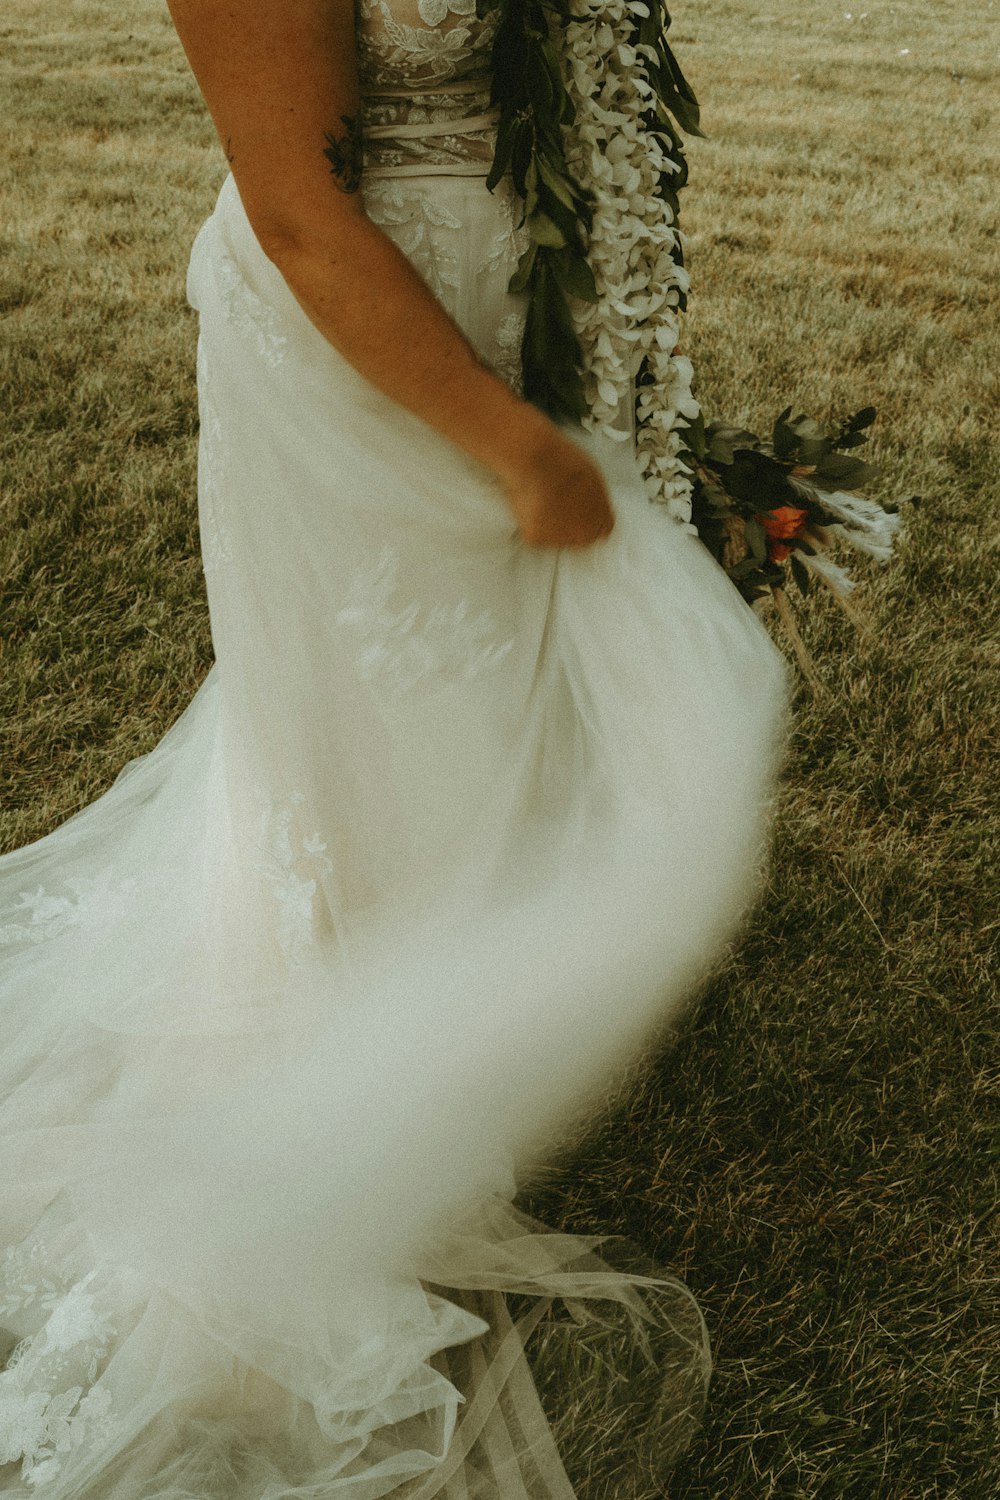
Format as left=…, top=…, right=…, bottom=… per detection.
left=323, top=115, right=364, bottom=194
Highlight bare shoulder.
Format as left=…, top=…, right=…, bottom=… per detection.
left=165, top=0, right=366, bottom=241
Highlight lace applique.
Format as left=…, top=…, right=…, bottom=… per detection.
left=335, top=545, right=515, bottom=699
left=0, top=1243, right=64, bottom=1322
left=0, top=1380, right=79, bottom=1488
left=362, top=180, right=464, bottom=300
left=492, top=312, right=526, bottom=393
left=1, top=1251, right=120, bottom=1490
left=475, top=183, right=528, bottom=282
left=213, top=242, right=288, bottom=368
left=0, top=887, right=79, bottom=949
left=0, top=875, right=134, bottom=952
left=417, top=0, right=476, bottom=27
left=0, top=1375, right=117, bottom=1490
left=196, top=338, right=234, bottom=575
left=257, top=792, right=335, bottom=966
left=356, top=0, right=496, bottom=92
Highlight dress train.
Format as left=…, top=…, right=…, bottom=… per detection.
left=0, top=172, right=788, bottom=1497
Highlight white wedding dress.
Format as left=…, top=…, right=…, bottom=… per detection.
left=0, top=2, right=790, bottom=1496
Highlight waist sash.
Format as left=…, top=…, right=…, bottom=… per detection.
left=362, top=76, right=498, bottom=179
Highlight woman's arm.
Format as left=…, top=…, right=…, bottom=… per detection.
left=166, top=0, right=614, bottom=547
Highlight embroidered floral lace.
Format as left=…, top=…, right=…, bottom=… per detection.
left=356, top=0, right=499, bottom=175
left=1, top=1241, right=125, bottom=1489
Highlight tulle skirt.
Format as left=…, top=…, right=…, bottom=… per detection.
left=0, top=173, right=789, bottom=1497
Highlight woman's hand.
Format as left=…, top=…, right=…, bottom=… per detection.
left=499, top=428, right=615, bottom=549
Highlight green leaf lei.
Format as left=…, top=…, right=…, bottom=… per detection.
left=477, top=0, right=702, bottom=425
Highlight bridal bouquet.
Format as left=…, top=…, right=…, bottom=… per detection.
left=682, top=403, right=906, bottom=679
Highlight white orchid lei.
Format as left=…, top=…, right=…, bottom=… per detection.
left=557, top=0, right=700, bottom=523
left=479, top=0, right=702, bottom=522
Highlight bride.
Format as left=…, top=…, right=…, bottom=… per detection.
left=0, top=1, right=789, bottom=1495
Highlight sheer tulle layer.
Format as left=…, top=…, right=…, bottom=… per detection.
left=1, top=174, right=788, bottom=1497
left=1, top=1189, right=710, bottom=1500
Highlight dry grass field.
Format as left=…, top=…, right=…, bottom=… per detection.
left=2, top=1, right=999, bottom=1496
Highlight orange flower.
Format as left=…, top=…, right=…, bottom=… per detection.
left=757, top=504, right=810, bottom=540
left=755, top=504, right=809, bottom=563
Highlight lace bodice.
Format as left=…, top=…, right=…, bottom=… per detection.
left=355, top=0, right=499, bottom=176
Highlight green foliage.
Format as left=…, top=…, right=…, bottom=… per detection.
left=479, top=0, right=700, bottom=422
